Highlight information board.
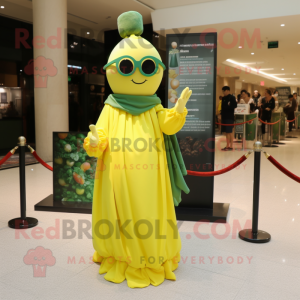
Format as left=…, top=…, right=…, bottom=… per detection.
left=166, top=33, right=217, bottom=209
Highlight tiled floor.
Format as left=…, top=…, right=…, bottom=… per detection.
left=0, top=133, right=300, bottom=299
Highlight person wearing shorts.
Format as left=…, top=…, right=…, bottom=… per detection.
left=221, top=86, right=237, bottom=151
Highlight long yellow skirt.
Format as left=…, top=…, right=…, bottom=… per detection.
left=84, top=103, right=187, bottom=288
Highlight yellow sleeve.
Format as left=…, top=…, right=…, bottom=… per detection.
left=83, top=104, right=110, bottom=158
left=155, top=104, right=188, bottom=135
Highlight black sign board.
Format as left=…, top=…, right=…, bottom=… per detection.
left=166, top=33, right=228, bottom=222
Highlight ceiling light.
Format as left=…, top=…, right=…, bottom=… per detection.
left=0, top=6, right=4, bottom=9
left=239, top=46, right=242, bottom=49
left=298, top=42, right=300, bottom=44
left=281, top=68, right=284, bottom=70
left=281, top=24, right=285, bottom=27
left=87, top=32, right=90, bottom=35
left=225, top=59, right=287, bottom=83
left=251, top=53, right=254, bottom=55
left=294, top=73, right=296, bottom=75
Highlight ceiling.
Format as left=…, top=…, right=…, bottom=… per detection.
left=139, top=0, right=226, bottom=10
left=159, top=14, right=300, bottom=88
left=1, top=0, right=300, bottom=88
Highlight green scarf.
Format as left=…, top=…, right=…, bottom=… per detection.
left=105, top=94, right=190, bottom=206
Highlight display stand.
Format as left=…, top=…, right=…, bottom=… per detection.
left=286, top=112, right=298, bottom=138
left=234, top=113, right=257, bottom=151
left=263, top=122, right=278, bottom=148
left=295, top=112, right=300, bottom=131
left=35, top=194, right=92, bottom=214
left=272, top=112, right=285, bottom=145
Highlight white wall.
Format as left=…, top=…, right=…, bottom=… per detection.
left=151, top=0, right=300, bottom=31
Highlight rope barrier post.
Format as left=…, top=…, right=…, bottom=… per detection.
left=239, top=141, right=271, bottom=243
left=8, top=137, right=38, bottom=229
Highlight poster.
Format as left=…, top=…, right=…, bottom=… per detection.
left=53, top=132, right=97, bottom=203
left=166, top=33, right=217, bottom=208
left=235, top=115, right=245, bottom=134
left=276, top=86, right=291, bottom=107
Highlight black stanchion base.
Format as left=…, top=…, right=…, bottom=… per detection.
left=273, top=142, right=285, bottom=145
left=8, top=217, right=38, bottom=229
left=239, top=229, right=271, bottom=243
left=286, top=136, right=298, bottom=138
left=263, top=144, right=279, bottom=147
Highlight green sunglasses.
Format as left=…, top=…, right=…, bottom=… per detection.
left=103, top=55, right=166, bottom=77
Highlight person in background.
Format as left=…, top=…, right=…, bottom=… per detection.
left=284, top=94, right=298, bottom=132
left=293, top=93, right=298, bottom=106
left=270, top=88, right=279, bottom=111
left=249, top=103, right=258, bottom=113
left=252, top=90, right=261, bottom=110
left=261, top=89, right=275, bottom=135
left=236, top=94, right=245, bottom=104
left=5, top=101, right=19, bottom=117
left=293, top=93, right=300, bottom=116
left=221, top=86, right=237, bottom=151
left=241, top=90, right=253, bottom=104
left=217, top=95, right=222, bottom=132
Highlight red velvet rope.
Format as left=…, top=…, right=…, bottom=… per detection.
left=286, top=118, right=296, bottom=123
left=259, top=118, right=281, bottom=125
left=31, top=151, right=53, bottom=171
left=216, top=117, right=257, bottom=126
left=187, top=154, right=248, bottom=177
left=0, top=151, right=13, bottom=167
left=266, top=155, right=300, bottom=184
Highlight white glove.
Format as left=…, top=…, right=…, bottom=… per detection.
left=89, top=125, right=99, bottom=147
left=175, top=87, right=192, bottom=114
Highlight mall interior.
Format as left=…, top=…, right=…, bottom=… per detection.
left=0, top=0, right=300, bottom=299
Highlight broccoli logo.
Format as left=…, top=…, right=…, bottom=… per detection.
left=24, top=56, right=58, bottom=88
left=23, top=246, right=56, bottom=277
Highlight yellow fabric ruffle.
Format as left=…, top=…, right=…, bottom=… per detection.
left=83, top=128, right=108, bottom=158
left=93, top=251, right=180, bottom=288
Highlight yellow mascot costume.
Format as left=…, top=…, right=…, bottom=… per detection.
left=83, top=11, right=192, bottom=288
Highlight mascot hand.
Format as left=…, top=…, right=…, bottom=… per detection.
left=89, top=125, right=99, bottom=147
left=175, top=87, right=192, bottom=114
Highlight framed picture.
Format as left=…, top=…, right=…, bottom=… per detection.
left=53, top=132, right=97, bottom=203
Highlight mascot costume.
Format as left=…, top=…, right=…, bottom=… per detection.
left=84, top=11, right=192, bottom=288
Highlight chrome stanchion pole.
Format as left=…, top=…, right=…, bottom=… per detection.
left=8, top=137, right=38, bottom=229
left=239, top=141, right=271, bottom=243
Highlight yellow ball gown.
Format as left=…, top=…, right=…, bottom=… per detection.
left=83, top=103, right=187, bottom=288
